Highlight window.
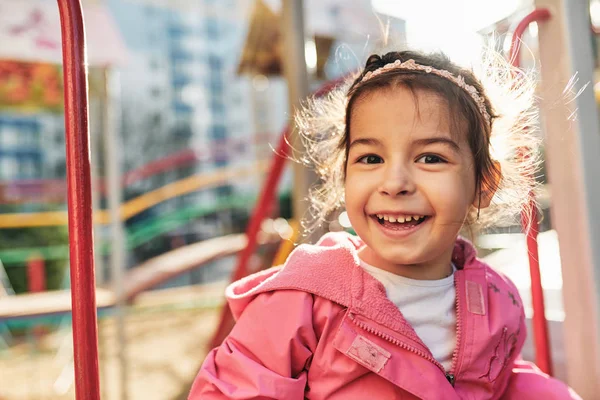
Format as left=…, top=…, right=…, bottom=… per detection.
left=1, top=157, right=18, bottom=180
left=0, top=129, right=17, bottom=148
left=173, top=63, right=190, bottom=78
left=20, top=129, right=39, bottom=147
left=209, top=100, right=225, bottom=118
left=150, top=87, right=162, bottom=98
left=206, top=19, right=219, bottom=39
left=209, top=76, right=223, bottom=93
left=19, top=157, right=38, bottom=178
left=208, top=55, right=221, bottom=71
left=170, top=48, right=193, bottom=62
left=172, top=123, right=192, bottom=140
left=210, top=125, right=227, bottom=140
left=173, top=101, right=193, bottom=114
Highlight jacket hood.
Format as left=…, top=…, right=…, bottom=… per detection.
left=225, top=231, right=478, bottom=321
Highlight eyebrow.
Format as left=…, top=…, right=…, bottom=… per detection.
left=348, top=136, right=460, bottom=152
left=413, top=137, right=461, bottom=152
left=348, top=137, right=383, bottom=150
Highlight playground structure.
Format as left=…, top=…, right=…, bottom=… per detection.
left=0, top=160, right=270, bottom=228
left=0, top=232, right=281, bottom=320
left=1, top=0, right=600, bottom=399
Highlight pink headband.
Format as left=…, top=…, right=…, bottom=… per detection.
left=360, top=59, right=491, bottom=125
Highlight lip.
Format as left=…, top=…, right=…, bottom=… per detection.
left=370, top=214, right=430, bottom=239
left=371, top=210, right=424, bottom=215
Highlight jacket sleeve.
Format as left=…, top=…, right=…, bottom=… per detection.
left=188, top=290, right=318, bottom=399
left=496, top=273, right=581, bottom=400
left=502, top=357, right=582, bottom=399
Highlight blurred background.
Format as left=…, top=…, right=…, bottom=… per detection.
left=0, top=0, right=599, bottom=399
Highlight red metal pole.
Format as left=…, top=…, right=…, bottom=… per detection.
left=57, top=0, right=101, bottom=398
left=209, top=77, right=346, bottom=348
left=510, top=8, right=553, bottom=376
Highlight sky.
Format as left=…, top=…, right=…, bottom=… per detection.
left=371, top=0, right=524, bottom=66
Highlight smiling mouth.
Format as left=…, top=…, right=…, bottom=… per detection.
left=371, top=214, right=430, bottom=230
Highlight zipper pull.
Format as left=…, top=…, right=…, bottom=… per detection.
left=446, top=373, right=455, bottom=387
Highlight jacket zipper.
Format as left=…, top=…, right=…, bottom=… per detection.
left=448, top=270, right=463, bottom=386
left=347, top=270, right=464, bottom=387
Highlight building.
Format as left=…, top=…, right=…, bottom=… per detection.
left=0, top=115, right=43, bottom=181
left=0, top=0, right=405, bottom=281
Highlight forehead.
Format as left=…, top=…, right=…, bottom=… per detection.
left=349, top=86, right=465, bottom=141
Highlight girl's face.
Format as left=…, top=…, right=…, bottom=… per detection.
left=345, top=87, right=479, bottom=280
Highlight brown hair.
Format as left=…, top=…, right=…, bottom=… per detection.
left=296, top=48, right=540, bottom=235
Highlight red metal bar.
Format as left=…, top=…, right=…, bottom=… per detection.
left=28, top=256, right=47, bottom=339
left=210, top=127, right=291, bottom=348
left=210, top=76, right=347, bottom=348
left=510, top=8, right=553, bottom=376
left=27, top=256, right=46, bottom=293
left=57, top=0, right=101, bottom=399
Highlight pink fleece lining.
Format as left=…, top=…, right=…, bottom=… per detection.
left=226, top=232, right=479, bottom=344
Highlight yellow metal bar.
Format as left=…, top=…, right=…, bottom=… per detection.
left=272, top=219, right=299, bottom=267
left=0, top=161, right=269, bottom=228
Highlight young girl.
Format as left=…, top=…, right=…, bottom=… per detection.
left=189, top=50, right=581, bottom=399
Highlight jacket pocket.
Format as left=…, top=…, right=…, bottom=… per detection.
left=479, top=326, right=519, bottom=383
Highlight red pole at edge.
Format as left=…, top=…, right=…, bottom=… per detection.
left=510, top=7, right=553, bottom=376
left=57, top=0, right=101, bottom=398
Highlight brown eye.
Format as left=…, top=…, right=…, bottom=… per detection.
left=417, top=154, right=446, bottom=164
left=358, top=155, right=383, bottom=164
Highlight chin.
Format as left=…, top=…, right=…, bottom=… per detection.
left=379, top=249, right=425, bottom=267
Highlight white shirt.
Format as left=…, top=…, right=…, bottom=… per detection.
left=360, top=260, right=457, bottom=370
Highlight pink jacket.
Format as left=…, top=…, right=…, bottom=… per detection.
left=190, top=232, right=580, bottom=399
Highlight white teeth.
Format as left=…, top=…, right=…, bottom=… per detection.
left=376, top=214, right=426, bottom=223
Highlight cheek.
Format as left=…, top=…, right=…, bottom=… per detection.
left=344, top=173, right=369, bottom=211
left=425, top=172, right=475, bottom=216
left=344, top=178, right=358, bottom=207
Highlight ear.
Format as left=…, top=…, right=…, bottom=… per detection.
left=473, top=161, right=502, bottom=209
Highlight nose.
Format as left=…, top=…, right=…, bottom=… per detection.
left=378, top=163, right=416, bottom=197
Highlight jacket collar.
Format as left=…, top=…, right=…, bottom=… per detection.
left=226, top=231, right=480, bottom=332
